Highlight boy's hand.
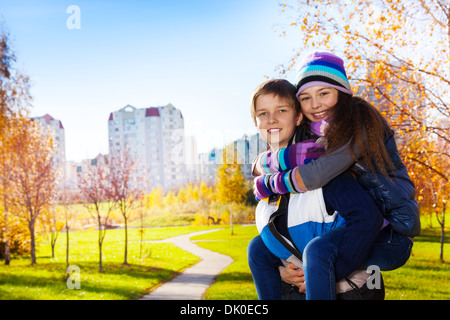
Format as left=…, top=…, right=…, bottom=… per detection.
left=279, top=263, right=305, bottom=293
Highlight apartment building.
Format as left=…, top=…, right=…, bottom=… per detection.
left=108, top=103, right=186, bottom=191
left=32, top=114, right=66, bottom=184
left=197, top=132, right=267, bottom=183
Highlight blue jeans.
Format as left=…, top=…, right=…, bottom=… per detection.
left=303, top=224, right=412, bottom=300
left=247, top=225, right=412, bottom=300
left=247, top=235, right=284, bottom=300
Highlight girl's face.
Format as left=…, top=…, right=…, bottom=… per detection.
left=298, top=86, right=339, bottom=122
left=254, top=93, right=302, bottom=150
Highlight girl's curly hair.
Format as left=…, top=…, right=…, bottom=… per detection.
left=308, top=91, right=394, bottom=177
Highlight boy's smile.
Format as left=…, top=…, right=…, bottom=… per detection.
left=254, top=93, right=301, bottom=150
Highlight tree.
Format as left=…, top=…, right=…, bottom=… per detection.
left=0, top=123, right=13, bottom=265
left=0, top=29, right=31, bottom=131
left=0, top=28, right=32, bottom=264
left=40, top=205, right=65, bottom=259
left=279, top=0, right=449, bottom=256
left=9, top=117, right=56, bottom=265
left=78, top=155, right=115, bottom=272
left=145, top=186, right=164, bottom=210
left=199, top=181, right=214, bottom=205
left=280, top=0, right=448, bottom=175
left=57, top=187, right=78, bottom=270
left=109, top=147, right=139, bottom=265
left=215, top=143, right=247, bottom=235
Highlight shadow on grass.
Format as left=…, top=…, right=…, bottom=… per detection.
left=214, top=271, right=253, bottom=283
left=0, top=261, right=179, bottom=300
left=414, top=228, right=445, bottom=244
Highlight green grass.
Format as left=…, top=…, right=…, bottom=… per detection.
left=0, top=226, right=216, bottom=300
left=383, top=228, right=450, bottom=300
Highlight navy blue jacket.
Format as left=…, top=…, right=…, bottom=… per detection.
left=295, top=126, right=420, bottom=237
left=352, top=133, right=420, bottom=237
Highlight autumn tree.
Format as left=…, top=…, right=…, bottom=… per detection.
left=109, top=147, right=140, bottom=265
left=57, top=186, right=78, bottom=269
left=199, top=181, right=215, bottom=205
left=145, top=186, right=164, bottom=210
left=0, top=28, right=32, bottom=264
left=279, top=0, right=449, bottom=255
left=9, top=117, right=56, bottom=265
left=0, top=124, right=14, bottom=265
left=215, top=143, right=247, bottom=234
left=40, top=205, right=65, bottom=259
left=78, top=155, right=115, bottom=272
left=279, top=0, right=448, bottom=172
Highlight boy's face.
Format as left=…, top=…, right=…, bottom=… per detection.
left=298, top=85, right=339, bottom=122
left=254, top=93, right=302, bottom=150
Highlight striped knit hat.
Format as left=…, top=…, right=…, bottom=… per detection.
left=294, top=51, right=353, bottom=98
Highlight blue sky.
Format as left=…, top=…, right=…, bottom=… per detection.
left=1, top=0, right=301, bottom=161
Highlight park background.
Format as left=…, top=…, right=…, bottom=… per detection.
left=0, top=0, right=449, bottom=299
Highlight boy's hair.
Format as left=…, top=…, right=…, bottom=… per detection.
left=251, top=79, right=301, bottom=124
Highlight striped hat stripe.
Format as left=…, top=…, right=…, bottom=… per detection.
left=298, top=60, right=348, bottom=77
left=295, top=66, right=349, bottom=88
left=297, top=70, right=351, bottom=92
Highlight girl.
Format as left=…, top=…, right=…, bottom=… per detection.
left=253, top=51, right=419, bottom=299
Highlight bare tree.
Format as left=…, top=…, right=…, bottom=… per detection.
left=78, top=155, right=115, bottom=272
left=109, top=147, right=140, bottom=265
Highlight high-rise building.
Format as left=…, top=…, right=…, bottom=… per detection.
left=108, top=103, right=185, bottom=191
left=32, top=114, right=66, bottom=185
left=197, top=132, right=267, bottom=183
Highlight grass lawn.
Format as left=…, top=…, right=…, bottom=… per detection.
left=383, top=228, right=450, bottom=300
left=0, top=225, right=215, bottom=300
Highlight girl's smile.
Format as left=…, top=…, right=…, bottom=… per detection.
left=298, top=86, right=339, bottom=122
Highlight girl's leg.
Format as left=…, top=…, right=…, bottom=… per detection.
left=363, top=225, right=413, bottom=271
left=247, top=235, right=284, bottom=300
left=303, top=170, right=383, bottom=300
left=303, top=225, right=346, bottom=300
left=303, top=225, right=413, bottom=300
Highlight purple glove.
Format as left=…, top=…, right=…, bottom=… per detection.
left=253, top=175, right=274, bottom=200
left=255, top=140, right=325, bottom=174
left=253, top=168, right=305, bottom=201
left=279, top=139, right=325, bottom=171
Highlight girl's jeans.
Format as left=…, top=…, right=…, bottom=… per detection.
left=303, top=224, right=412, bottom=299
left=247, top=226, right=412, bottom=300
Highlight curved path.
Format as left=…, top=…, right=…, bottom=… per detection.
left=140, top=229, right=233, bottom=300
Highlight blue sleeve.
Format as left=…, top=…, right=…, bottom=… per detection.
left=322, top=171, right=384, bottom=281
